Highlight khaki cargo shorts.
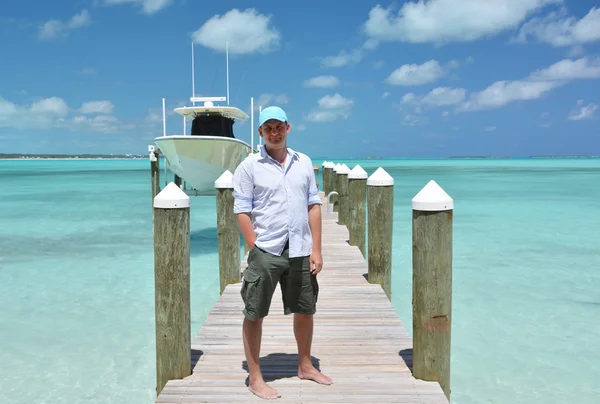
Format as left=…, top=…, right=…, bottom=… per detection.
left=240, top=242, right=319, bottom=322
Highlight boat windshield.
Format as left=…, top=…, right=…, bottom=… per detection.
left=191, top=113, right=235, bottom=138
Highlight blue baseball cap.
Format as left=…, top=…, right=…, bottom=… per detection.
left=259, top=106, right=288, bottom=127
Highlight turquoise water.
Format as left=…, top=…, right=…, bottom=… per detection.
left=1, top=158, right=599, bottom=404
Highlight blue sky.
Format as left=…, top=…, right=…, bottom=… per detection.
left=1, top=0, right=599, bottom=158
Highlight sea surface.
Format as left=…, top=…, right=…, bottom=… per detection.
left=1, top=158, right=599, bottom=404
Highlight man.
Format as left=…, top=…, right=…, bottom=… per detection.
left=232, top=106, right=333, bottom=400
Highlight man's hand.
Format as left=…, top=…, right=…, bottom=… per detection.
left=310, top=250, right=323, bottom=275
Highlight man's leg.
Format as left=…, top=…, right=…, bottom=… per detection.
left=243, top=317, right=280, bottom=399
left=294, top=313, right=333, bottom=384
left=282, top=255, right=333, bottom=385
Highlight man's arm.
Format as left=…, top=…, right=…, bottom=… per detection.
left=232, top=161, right=256, bottom=248
left=236, top=213, right=256, bottom=249
left=308, top=203, right=322, bottom=275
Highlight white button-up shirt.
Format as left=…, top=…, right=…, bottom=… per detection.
left=232, top=145, right=322, bottom=258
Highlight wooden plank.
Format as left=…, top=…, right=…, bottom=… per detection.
left=154, top=192, right=449, bottom=404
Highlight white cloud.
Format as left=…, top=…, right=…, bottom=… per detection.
left=103, top=0, right=173, bottom=14
left=382, top=92, right=391, bottom=99
left=460, top=80, right=558, bottom=111
left=569, top=100, right=597, bottom=120
left=458, top=57, right=600, bottom=112
left=80, top=101, right=115, bottom=114
left=528, top=57, right=600, bottom=81
left=307, top=93, right=354, bottom=122
left=363, top=0, right=559, bottom=45
left=385, top=60, right=445, bottom=86
left=39, top=10, right=91, bottom=41
left=304, top=76, right=340, bottom=88
left=0, top=95, right=126, bottom=133
left=79, top=67, right=97, bottom=75
left=515, top=7, right=600, bottom=47
left=72, top=115, right=121, bottom=133
left=192, top=9, right=280, bottom=55
left=421, top=87, right=467, bottom=106
left=484, top=126, right=497, bottom=131
left=253, top=93, right=288, bottom=112
left=317, top=93, right=354, bottom=109
left=320, top=49, right=365, bottom=68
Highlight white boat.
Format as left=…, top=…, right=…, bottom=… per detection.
left=153, top=43, right=259, bottom=195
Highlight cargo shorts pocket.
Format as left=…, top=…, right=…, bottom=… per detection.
left=240, top=269, right=262, bottom=321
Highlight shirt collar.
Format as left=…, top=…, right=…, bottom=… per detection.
left=259, top=144, right=299, bottom=162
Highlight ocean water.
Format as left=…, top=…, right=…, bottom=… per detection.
left=1, top=158, right=599, bottom=404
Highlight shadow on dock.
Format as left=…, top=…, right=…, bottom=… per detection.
left=191, top=349, right=204, bottom=370
left=242, top=353, right=321, bottom=382
left=399, top=348, right=413, bottom=372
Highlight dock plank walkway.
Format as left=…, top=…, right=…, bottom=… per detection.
left=156, top=193, right=449, bottom=403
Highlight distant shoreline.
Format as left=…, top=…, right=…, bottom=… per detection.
left=0, top=153, right=146, bottom=160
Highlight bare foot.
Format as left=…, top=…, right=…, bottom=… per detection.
left=248, top=380, right=281, bottom=400
left=298, top=366, right=333, bottom=385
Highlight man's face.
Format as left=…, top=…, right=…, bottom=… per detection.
left=258, top=119, right=290, bottom=149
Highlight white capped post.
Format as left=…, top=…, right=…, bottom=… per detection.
left=250, top=97, right=254, bottom=151
left=154, top=182, right=190, bottom=209
left=411, top=179, right=453, bottom=399
left=215, top=170, right=234, bottom=189
left=183, top=115, right=186, bottom=135
left=411, top=180, right=454, bottom=211
left=162, top=98, right=166, bottom=137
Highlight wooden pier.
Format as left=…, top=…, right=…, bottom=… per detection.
left=154, top=191, right=450, bottom=403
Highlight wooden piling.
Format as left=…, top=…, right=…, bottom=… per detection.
left=336, top=164, right=350, bottom=225
left=149, top=146, right=160, bottom=204
left=367, top=167, right=394, bottom=300
left=153, top=182, right=191, bottom=396
left=330, top=163, right=340, bottom=212
left=322, top=161, right=333, bottom=196
left=215, top=170, right=241, bottom=294
left=411, top=180, right=454, bottom=400
left=348, top=164, right=368, bottom=257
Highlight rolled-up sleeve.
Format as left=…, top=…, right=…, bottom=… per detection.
left=233, top=161, right=254, bottom=214
left=306, top=158, right=322, bottom=206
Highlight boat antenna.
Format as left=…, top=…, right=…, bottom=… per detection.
left=258, top=105, right=262, bottom=147
left=162, top=98, right=166, bottom=137
left=250, top=97, right=254, bottom=150
left=191, top=42, right=196, bottom=106
left=226, top=41, right=230, bottom=105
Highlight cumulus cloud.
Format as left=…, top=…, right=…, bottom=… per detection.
left=0, top=95, right=126, bottom=133
left=568, top=100, right=597, bottom=120
left=515, top=7, right=600, bottom=47
left=304, top=76, right=340, bottom=88
left=192, top=9, right=281, bottom=55
left=363, top=0, right=559, bottom=45
left=306, top=93, right=354, bottom=122
left=103, top=0, right=173, bottom=15
left=385, top=60, right=445, bottom=86
left=39, top=10, right=91, bottom=41
left=80, top=101, right=115, bottom=114
left=393, top=57, right=600, bottom=114
left=252, top=93, right=288, bottom=112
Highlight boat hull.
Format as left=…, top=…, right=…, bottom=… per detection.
left=154, top=136, right=254, bottom=195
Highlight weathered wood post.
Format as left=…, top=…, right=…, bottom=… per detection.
left=153, top=182, right=191, bottom=396
left=330, top=163, right=341, bottom=212
left=313, top=165, right=320, bottom=189
left=149, top=145, right=160, bottom=204
left=321, top=161, right=328, bottom=195
left=367, top=167, right=394, bottom=299
left=215, top=170, right=241, bottom=294
left=411, top=180, right=453, bottom=400
left=322, top=161, right=333, bottom=197
left=336, top=164, right=350, bottom=225
left=348, top=164, right=368, bottom=257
